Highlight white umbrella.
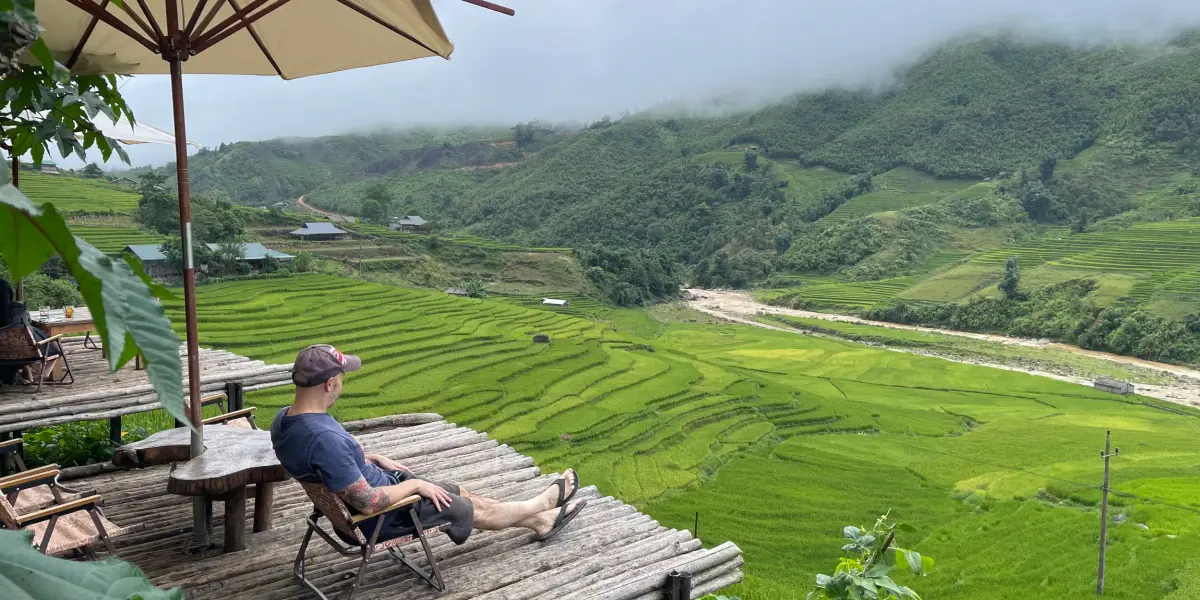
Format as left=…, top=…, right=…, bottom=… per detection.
left=91, top=117, right=201, bottom=148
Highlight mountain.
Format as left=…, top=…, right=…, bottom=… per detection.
left=154, top=34, right=1200, bottom=308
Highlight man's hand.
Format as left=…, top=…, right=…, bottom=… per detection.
left=366, top=453, right=411, bottom=473
left=417, top=480, right=454, bottom=512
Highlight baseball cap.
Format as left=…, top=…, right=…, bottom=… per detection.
left=292, top=344, right=362, bottom=387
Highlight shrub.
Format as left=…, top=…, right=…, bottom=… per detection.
left=23, top=421, right=148, bottom=468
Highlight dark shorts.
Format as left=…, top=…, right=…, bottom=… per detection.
left=356, top=469, right=474, bottom=545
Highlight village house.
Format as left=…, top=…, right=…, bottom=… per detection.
left=111, top=175, right=140, bottom=189
left=391, top=215, right=429, bottom=233
left=123, top=242, right=292, bottom=278
left=204, top=242, right=293, bottom=268
left=1094, top=377, right=1135, bottom=395
left=40, top=161, right=59, bottom=175
left=122, top=244, right=176, bottom=278
left=290, top=222, right=348, bottom=241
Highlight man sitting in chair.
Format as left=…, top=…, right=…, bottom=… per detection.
left=271, top=344, right=585, bottom=547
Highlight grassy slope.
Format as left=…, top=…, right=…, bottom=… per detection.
left=17, top=172, right=141, bottom=214
left=156, top=275, right=1200, bottom=600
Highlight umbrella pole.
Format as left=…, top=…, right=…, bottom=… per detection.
left=166, top=3, right=208, bottom=552
left=10, top=157, right=21, bottom=302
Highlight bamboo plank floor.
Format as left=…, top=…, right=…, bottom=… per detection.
left=0, top=338, right=293, bottom=433
left=66, top=416, right=744, bottom=600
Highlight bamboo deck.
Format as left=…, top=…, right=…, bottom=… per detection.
left=63, top=415, right=743, bottom=600
left=0, top=338, right=293, bottom=434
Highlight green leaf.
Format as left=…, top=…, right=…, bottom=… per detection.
left=0, top=187, right=55, bottom=278
left=28, top=40, right=68, bottom=82
left=902, top=549, right=923, bottom=575
left=850, top=576, right=878, bottom=593
left=894, top=523, right=917, bottom=533
left=844, top=525, right=862, bottom=540
left=920, top=555, right=934, bottom=574
left=0, top=529, right=183, bottom=599
left=0, top=185, right=191, bottom=431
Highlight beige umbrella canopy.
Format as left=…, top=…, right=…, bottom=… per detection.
left=40, top=0, right=460, bottom=79
left=32, top=0, right=513, bottom=551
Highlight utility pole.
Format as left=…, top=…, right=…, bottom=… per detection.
left=1097, top=429, right=1119, bottom=595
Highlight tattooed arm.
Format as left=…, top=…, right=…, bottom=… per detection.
left=336, top=476, right=453, bottom=514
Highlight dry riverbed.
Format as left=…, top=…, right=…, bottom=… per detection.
left=686, top=288, right=1200, bottom=409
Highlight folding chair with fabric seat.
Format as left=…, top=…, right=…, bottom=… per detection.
left=0, top=438, right=92, bottom=514
left=0, top=324, right=72, bottom=392
left=0, top=479, right=127, bottom=558
left=203, top=406, right=260, bottom=429
left=293, top=477, right=447, bottom=600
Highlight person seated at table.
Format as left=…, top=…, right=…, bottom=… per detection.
left=270, top=344, right=586, bottom=546
left=0, top=280, right=61, bottom=385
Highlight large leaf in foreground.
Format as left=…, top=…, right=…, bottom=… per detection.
left=0, top=530, right=181, bottom=600
left=0, top=184, right=189, bottom=429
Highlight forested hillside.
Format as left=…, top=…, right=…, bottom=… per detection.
left=157, top=34, right=1200, bottom=323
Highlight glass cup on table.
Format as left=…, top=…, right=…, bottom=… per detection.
left=39, top=307, right=51, bottom=321
left=65, top=305, right=75, bottom=319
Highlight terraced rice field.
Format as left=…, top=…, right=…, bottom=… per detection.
left=757, top=277, right=916, bottom=310
left=71, top=225, right=163, bottom=254
left=17, top=172, right=141, bottom=214
left=170, top=274, right=1200, bottom=599
left=821, top=168, right=986, bottom=223
left=345, top=222, right=569, bottom=253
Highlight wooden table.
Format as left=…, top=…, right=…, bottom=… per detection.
left=31, top=306, right=96, bottom=337
left=115, top=425, right=287, bottom=552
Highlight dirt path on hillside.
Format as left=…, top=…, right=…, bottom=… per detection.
left=686, top=288, right=1200, bottom=408
left=296, top=195, right=353, bottom=221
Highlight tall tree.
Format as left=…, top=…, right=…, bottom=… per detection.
left=999, top=256, right=1021, bottom=299
left=360, top=183, right=394, bottom=225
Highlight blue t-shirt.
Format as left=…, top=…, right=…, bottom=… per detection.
left=270, top=408, right=391, bottom=491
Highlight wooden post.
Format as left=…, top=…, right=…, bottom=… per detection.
left=224, top=486, right=247, bottom=553
left=109, top=415, right=122, bottom=446
left=224, top=381, right=236, bottom=413
left=1098, top=430, right=1119, bottom=595
left=253, top=481, right=274, bottom=532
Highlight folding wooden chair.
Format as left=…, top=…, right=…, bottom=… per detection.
left=293, top=477, right=447, bottom=600
left=202, top=406, right=260, bottom=429
left=0, top=438, right=91, bottom=514
left=0, top=324, right=72, bottom=393
left=0, top=474, right=126, bottom=558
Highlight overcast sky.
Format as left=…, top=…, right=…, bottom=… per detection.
left=69, top=0, right=1200, bottom=168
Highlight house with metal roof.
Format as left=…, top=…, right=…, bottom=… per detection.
left=290, top=222, right=348, bottom=240
left=110, top=175, right=139, bottom=189
left=122, top=244, right=175, bottom=278
left=390, top=215, right=429, bottom=233
left=204, top=242, right=293, bottom=267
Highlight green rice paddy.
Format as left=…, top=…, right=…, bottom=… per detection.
left=70, top=225, right=164, bottom=254
left=821, top=168, right=986, bottom=223
left=17, top=172, right=141, bottom=214
left=164, top=274, right=1200, bottom=599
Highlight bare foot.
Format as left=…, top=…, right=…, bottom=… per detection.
left=535, top=468, right=576, bottom=511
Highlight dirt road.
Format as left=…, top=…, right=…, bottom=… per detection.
left=296, top=196, right=354, bottom=221
left=686, top=288, right=1200, bottom=408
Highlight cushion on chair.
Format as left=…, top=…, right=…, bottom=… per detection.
left=25, top=510, right=128, bottom=556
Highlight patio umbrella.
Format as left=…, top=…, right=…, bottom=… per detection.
left=32, top=0, right=513, bottom=549
left=90, top=117, right=202, bottom=148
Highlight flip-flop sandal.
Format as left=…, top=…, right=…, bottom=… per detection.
left=536, top=499, right=587, bottom=542
left=556, top=468, right=580, bottom=508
